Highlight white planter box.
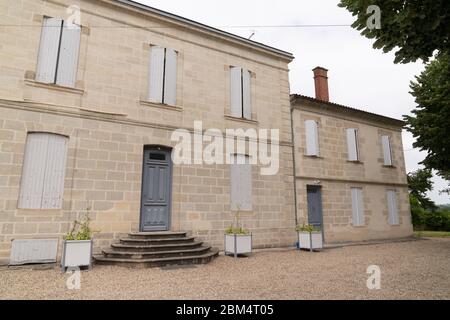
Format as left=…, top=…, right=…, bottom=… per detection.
left=298, top=232, right=323, bottom=251
left=61, top=240, right=92, bottom=271
left=224, top=234, right=252, bottom=257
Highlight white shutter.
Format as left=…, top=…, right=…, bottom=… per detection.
left=148, top=46, right=165, bottom=103
left=41, top=134, right=68, bottom=209
left=230, top=154, right=252, bottom=211
left=305, top=120, right=319, bottom=156
left=382, top=135, right=393, bottom=165
left=56, top=20, right=81, bottom=87
left=346, top=128, right=358, bottom=161
left=19, top=133, right=49, bottom=208
left=36, top=17, right=62, bottom=83
left=387, top=190, right=399, bottom=225
left=230, top=66, right=243, bottom=117
left=242, top=69, right=252, bottom=119
left=18, top=133, right=68, bottom=209
left=163, top=48, right=177, bottom=106
left=351, top=188, right=364, bottom=226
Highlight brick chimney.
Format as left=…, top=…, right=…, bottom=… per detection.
left=313, top=67, right=329, bottom=102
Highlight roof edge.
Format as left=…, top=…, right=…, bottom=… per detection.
left=290, top=94, right=405, bottom=127
left=112, top=0, right=294, bottom=60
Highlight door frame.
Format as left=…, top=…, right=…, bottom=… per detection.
left=306, top=185, right=325, bottom=242
left=139, top=145, right=173, bottom=232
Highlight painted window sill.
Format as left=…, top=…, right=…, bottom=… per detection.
left=140, top=100, right=183, bottom=112
left=304, top=154, right=323, bottom=159
left=347, top=160, right=364, bottom=164
left=224, top=115, right=258, bottom=125
left=382, top=164, right=396, bottom=168
left=25, top=79, right=84, bottom=95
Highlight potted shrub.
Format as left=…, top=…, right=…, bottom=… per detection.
left=296, top=223, right=323, bottom=252
left=224, top=209, right=252, bottom=258
left=61, top=211, right=94, bottom=271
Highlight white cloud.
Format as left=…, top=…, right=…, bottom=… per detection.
left=137, top=0, right=448, bottom=204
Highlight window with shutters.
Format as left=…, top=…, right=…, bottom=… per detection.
left=346, top=128, right=359, bottom=161
left=36, top=17, right=81, bottom=87
left=230, top=67, right=252, bottom=119
left=387, top=190, right=399, bottom=225
left=230, top=154, right=252, bottom=211
left=304, top=120, right=320, bottom=156
left=148, top=45, right=178, bottom=106
left=351, top=187, right=365, bottom=226
left=18, top=133, right=69, bottom=209
left=381, top=135, right=393, bottom=166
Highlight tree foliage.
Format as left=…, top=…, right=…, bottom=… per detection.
left=338, top=0, right=450, bottom=64
left=404, top=53, right=450, bottom=183
left=407, top=168, right=436, bottom=210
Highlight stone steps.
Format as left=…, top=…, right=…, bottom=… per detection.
left=93, top=231, right=218, bottom=268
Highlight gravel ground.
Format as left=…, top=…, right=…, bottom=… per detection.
left=0, top=238, right=449, bottom=300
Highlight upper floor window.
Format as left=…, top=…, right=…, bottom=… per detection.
left=18, top=133, right=69, bottom=209
left=381, top=135, right=393, bottom=166
left=230, top=67, right=251, bottom=119
left=346, top=128, right=359, bottom=161
left=230, top=154, right=252, bottom=211
left=351, top=187, right=365, bottom=226
left=36, top=17, right=81, bottom=87
left=305, top=120, right=320, bottom=156
left=148, top=45, right=178, bottom=106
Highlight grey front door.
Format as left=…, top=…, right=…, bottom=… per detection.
left=140, top=147, right=172, bottom=232
left=307, top=185, right=323, bottom=229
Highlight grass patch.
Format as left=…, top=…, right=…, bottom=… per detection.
left=414, top=231, right=450, bottom=238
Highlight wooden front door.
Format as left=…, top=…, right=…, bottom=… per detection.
left=140, top=147, right=172, bottom=232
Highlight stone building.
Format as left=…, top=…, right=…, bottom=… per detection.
left=0, top=0, right=412, bottom=265
left=291, top=67, right=413, bottom=243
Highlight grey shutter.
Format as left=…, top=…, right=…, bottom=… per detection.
left=346, top=128, right=358, bottom=161
left=230, top=154, right=252, bottom=211
left=36, top=17, right=62, bottom=83
left=163, top=48, right=177, bottom=106
left=242, top=69, right=252, bottom=119
left=19, top=133, right=50, bottom=209
left=56, top=20, right=81, bottom=87
left=148, top=46, right=165, bottom=103
left=387, top=190, right=399, bottom=225
left=305, top=120, right=319, bottom=156
left=382, top=135, right=393, bottom=165
left=351, top=188, right=364, bottom=226
left=41, top=134, right=68, bottom=209
left=230, top=66, right=242, bottom=117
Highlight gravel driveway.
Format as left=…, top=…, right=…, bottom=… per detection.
left=0, top=238, right=449, bottom=300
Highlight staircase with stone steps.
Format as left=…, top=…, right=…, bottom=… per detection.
left=93, top=231, right=218, bottom=268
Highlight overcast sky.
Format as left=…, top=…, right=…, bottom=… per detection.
left=137, top=0, right=448, bottom=204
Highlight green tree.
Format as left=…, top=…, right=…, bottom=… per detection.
left=407, top=168, right=436, bottom=210
left=404, top=53, right=450, bottom=185
left=338, top=0, right=450, bottom=63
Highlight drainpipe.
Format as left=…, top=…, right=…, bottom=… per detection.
left=290, top=102, right=299, bottom=226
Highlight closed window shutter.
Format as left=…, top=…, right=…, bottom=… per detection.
left=387, top=190, right=399, bottom=225
left=18, top=133, right=68, bottom=209
left=56, top=20, right=81, bottom=87
left=230, top=154, right=252, bottom=211
left=242, top=69, right=252, bottom=119
left=381, top=135, right=393, bottom=165
left=351, top=188, right=365, bottom=226
left=305, top=120, right=319, bottom=156
left=19, top=134, right=49, bottom=209
left=41, top=134, right=69, bottom=209
left=163, top=48, right=177, bottom=106
left=148, top=46, right=165, bottom=103
left=230, top=66, right=243, bottom=117
left=36, top=17, right=63, bottom=83
left=346, top=128, right=358, bottom=161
